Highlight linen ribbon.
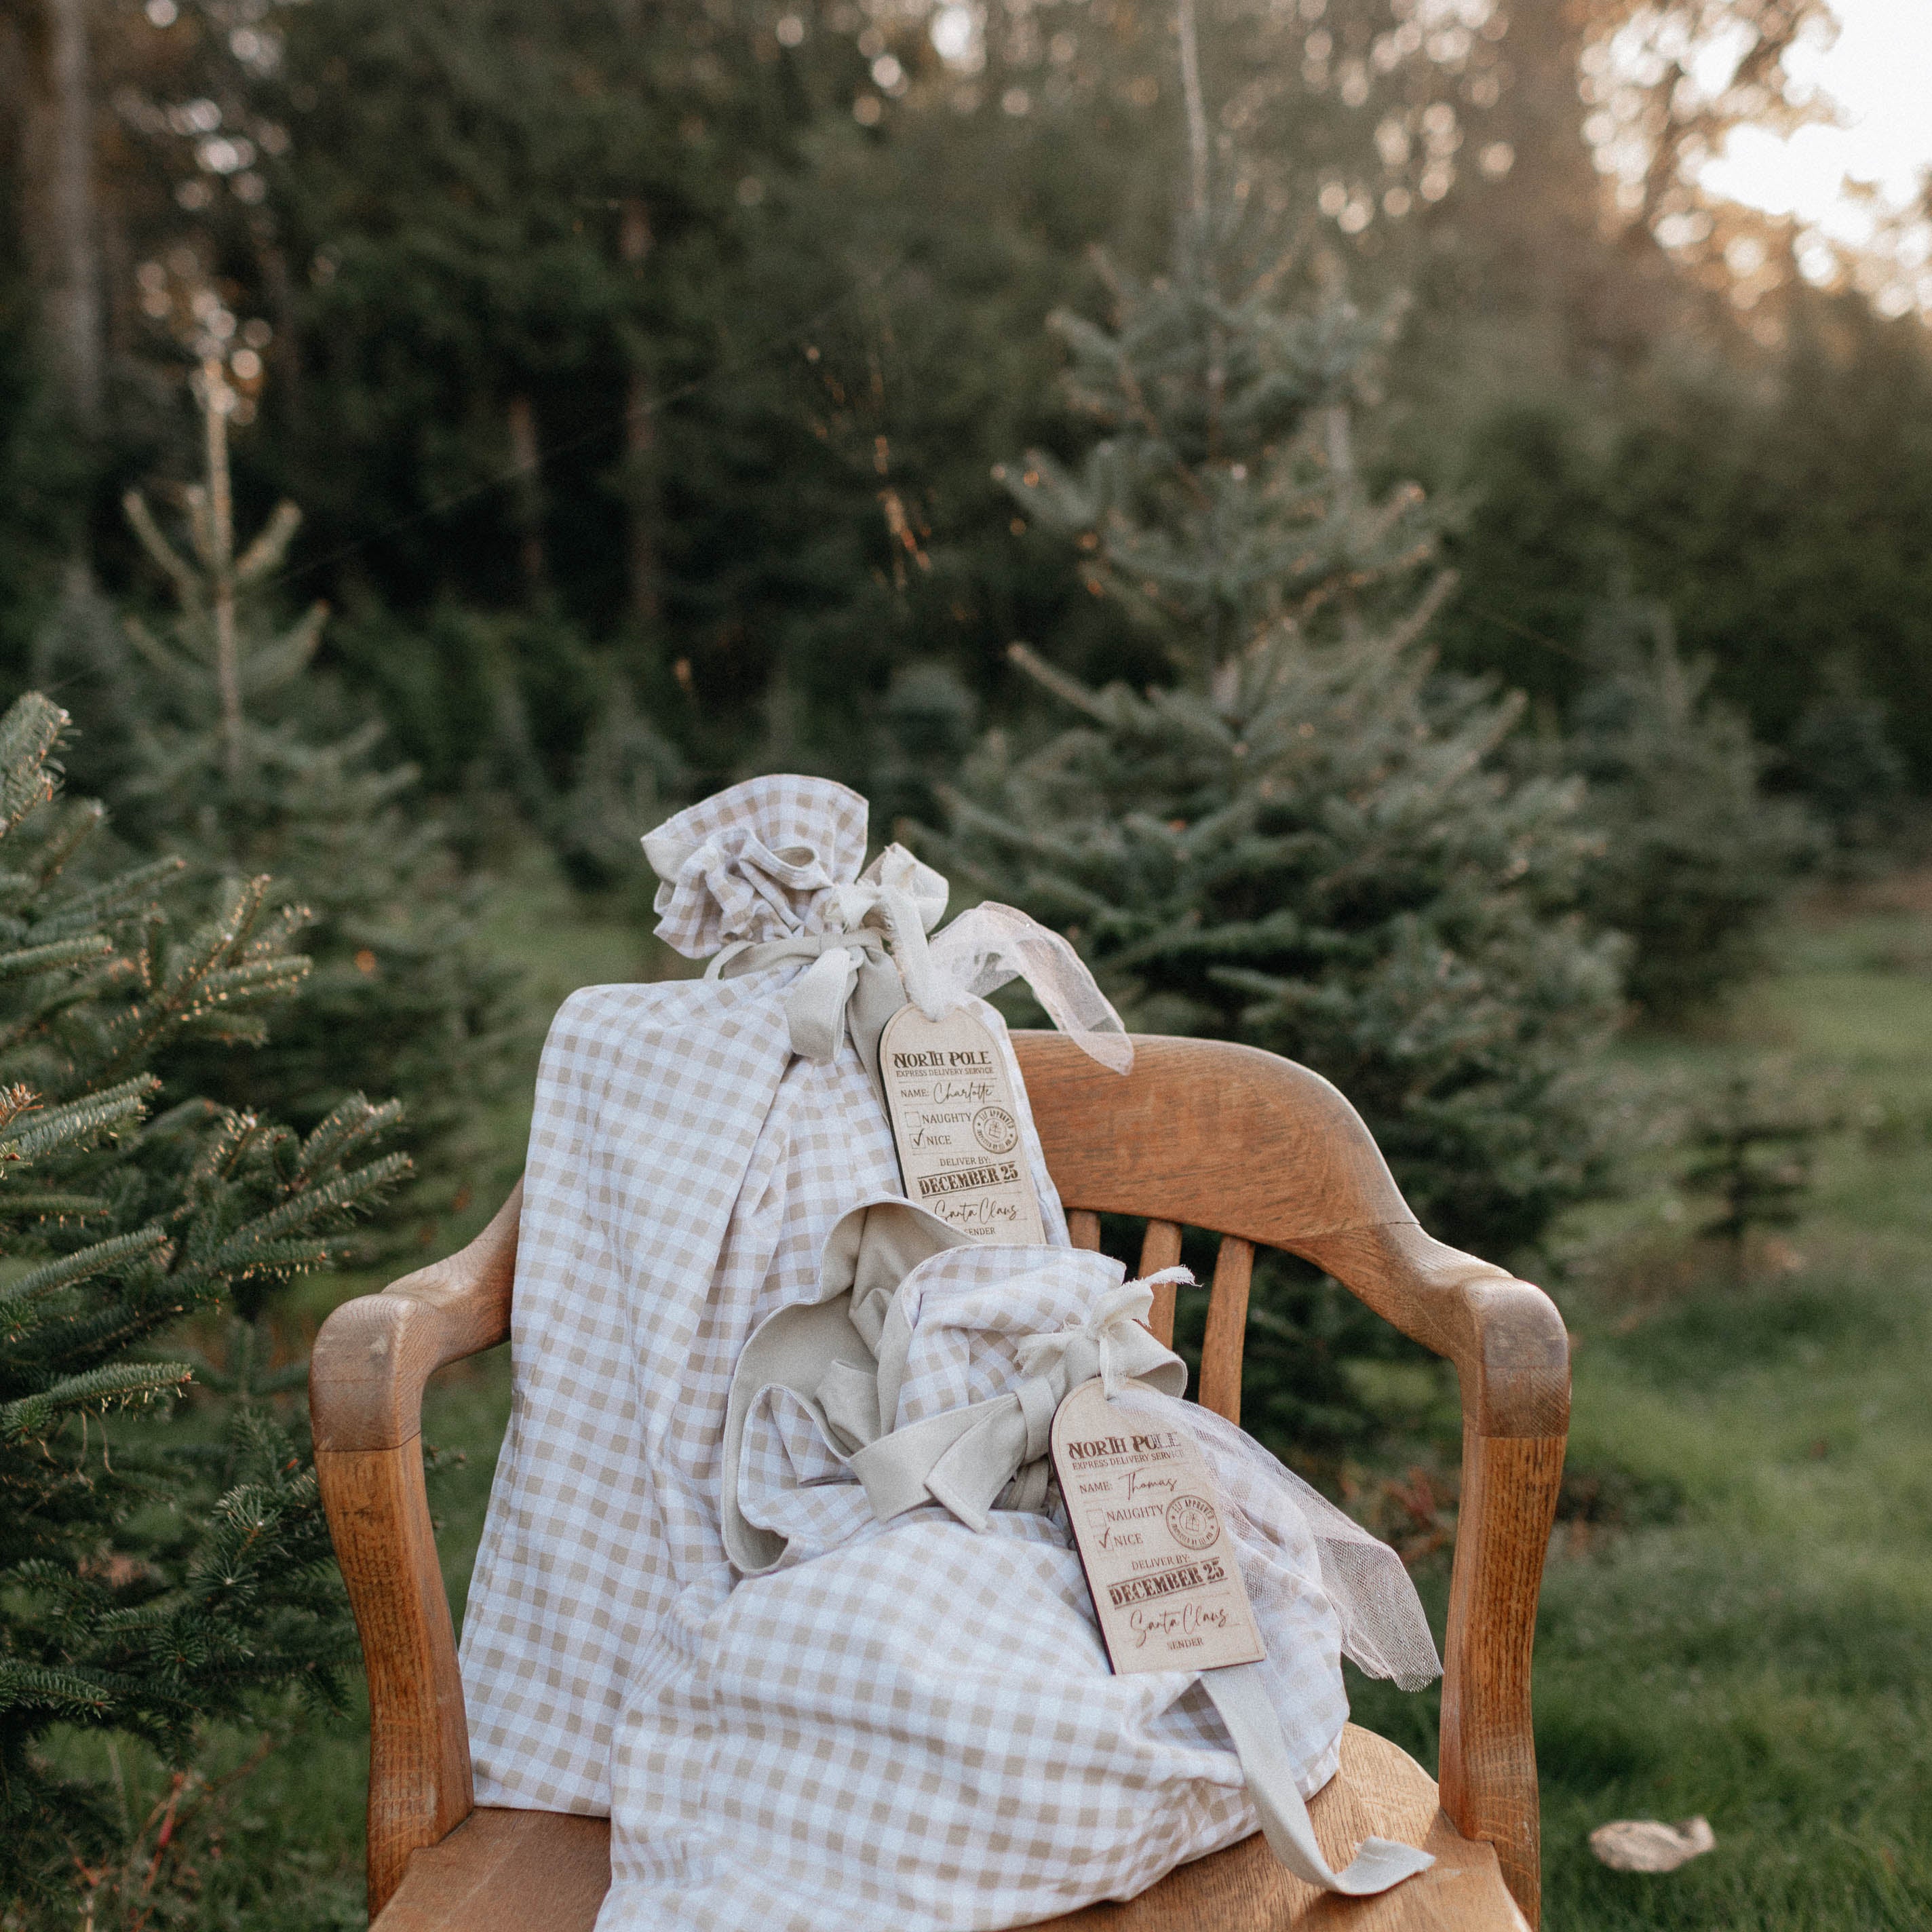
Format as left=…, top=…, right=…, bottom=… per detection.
left=704, top=864, right=946, bottom=1091
left=835, top=1270, right=1191, bottom=1532
left=674, top=841, right=1130, bottom=1083
left=1199, top=1664, right=1437, bottom=1895
left=813, top=1279, right=1435, bottom=1899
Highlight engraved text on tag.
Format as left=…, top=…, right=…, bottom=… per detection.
left=1051, top=1377, right=1266, bottom=1675
left=879, top=1004, right=1047, bottom=1245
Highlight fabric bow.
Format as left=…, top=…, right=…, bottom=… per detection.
left=644, top=777, right=1132, bottom=1077
left=844, top=1267, right=1191, bottom=1533
left=702, top=845, right=950, bottom=1085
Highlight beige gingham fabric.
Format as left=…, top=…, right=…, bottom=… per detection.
left=459, top=778, right=1071, bottom=1815
left=610, top=1225, right=1364, bottom=1930
left=459, top=777, right=1418, bottom=1931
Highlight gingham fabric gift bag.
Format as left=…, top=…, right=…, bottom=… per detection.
left=458, top=776, right=1440, bottom=1932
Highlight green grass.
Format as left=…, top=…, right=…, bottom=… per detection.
left=208, top=868, right=1932, bottom=1926
left=1357, top=880, right=1932, bottom=1927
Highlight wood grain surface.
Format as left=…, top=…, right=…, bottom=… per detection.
left=1437, top=1435, right=1566, bottom=1915
left=311, top=1184, right=522, bottom=1908
left=370, top=1809, right=611, bottom=1932
left=1135, top=1219, right=1184, bottom=1344
left=317, top=1442, right=475, bottom=1910
left=313, top=1031, right=1567, bottom=1929
left=311, top=1182, right=523, bottom=1454
left=1197, top=1236, right=1254, bottom=1425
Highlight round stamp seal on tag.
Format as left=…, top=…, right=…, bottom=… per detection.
left=1165, top=1494, right=1220, bottom=1552
left=971, top=1105, right=1019, bottom=1155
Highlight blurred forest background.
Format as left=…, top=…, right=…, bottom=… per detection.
left=4, top=0, right=1932, bottom=1925
left=5, top=0, right=1929, bottom=843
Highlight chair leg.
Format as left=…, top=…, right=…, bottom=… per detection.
left=1437, top=1431, right=1566, bottom=1927
left=317, top=1439, right=476, bottom=1913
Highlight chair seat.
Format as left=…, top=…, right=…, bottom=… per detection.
left=370, top=1725, right=1526, bottom=1932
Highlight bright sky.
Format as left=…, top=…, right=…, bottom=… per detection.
left=1697, top=0, right=1932, bottom=301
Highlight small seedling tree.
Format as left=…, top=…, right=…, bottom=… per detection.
left=1558, top=596, right=1817, bottom=1022
left=111, top=321, right=518, bottom=1231
left=1684, top=1068, right=1836, bottom=1283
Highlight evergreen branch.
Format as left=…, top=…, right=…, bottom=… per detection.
left=25, top=796, right=107, bottom=893
left=0, top=695, right=66, bottom=836
left=0, top=1226, right=172, bottom=1329
left=233, top=499, right=304, bottom=584
left=0, top=1077, right=157, bottom=1164
left=0, top=1078, right=37, bottom=1135
left=0, top=1659, right=125, bottom=1718
left=1384, top=568, right=1459, bottom=656
left=1005, top=643, right=1113, bottom=722
left=0, top=931, right=115, bottom=981
left=210, top=1151, right=412, bottom=1260
left=35, top=855, right=187, bottom=937
left=0, top=1361, right=191, bottom=1440
left=121, top=492, right=204, bottom=609
left=238, top=601, right=330, bottom=699
left=0, top=1189, right=111, bottom=1218
left=122, top=611, right=206, bottom=684
left=295, top=1095, right=407, bottom=1177
left=192, top=957, right=314, bottom=1006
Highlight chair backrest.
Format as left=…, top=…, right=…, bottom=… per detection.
left=1014, top=1030, right=1425, bottom=1428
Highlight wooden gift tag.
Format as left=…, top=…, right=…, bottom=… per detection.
left=879, top=1003, right=1047, bottom=1245
left=1051, top=1377, right=1266, bottom=1674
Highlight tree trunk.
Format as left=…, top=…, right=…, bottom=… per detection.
left=255, top=221, right=305, bottom=432
left=507, top=392, right=547, bottom=594
left=620, top=197, right=660, bottom=624
left=37, top=0, right=105, bottom=431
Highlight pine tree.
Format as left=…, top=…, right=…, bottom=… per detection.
left=933, top=20, right=1623, bottom=1264
left=940, top=635, right=1625, bottom=1262
left=1000, top=229, right=1433, bottom=683
left=1788, top=653, right=1908, bottom=874
left=924, top=28, right=1627, bottom=1462
left=1559, top=594, right=1818, bottom=1020
left=110, top=328, right=519, bottom=1228
left=1683, top=1067, right=1835, bottom=1285
left=0, top=693, right=406, bottom=1916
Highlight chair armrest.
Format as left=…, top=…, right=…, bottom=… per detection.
left=1296, top=1218, right=1568, bottom=1927
left=1294, top=1218, right=1568, bottom=1441
left=311, top=1180, right=523, bottom=1914
left=312, top=1178, right=524, bottom=1455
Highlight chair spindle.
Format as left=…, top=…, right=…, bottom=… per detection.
left=1066, top=1210, right=1102, bottom=1252
left=1136, top=1220, right=1184, bottom=1345
left=1197, top=1237, right=1254, bottom=1425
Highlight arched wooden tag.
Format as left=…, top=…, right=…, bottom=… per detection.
left=878, top=1003, right=1047, bottom=1245
left=1051, top=1377, right=1266, bottom=1675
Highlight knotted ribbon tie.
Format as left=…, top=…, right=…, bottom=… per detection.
left=841, top=1269, right=1191, bottom=1532
left=705, top=859, right=950, bottom=1091
left=646, top=817, right=1132, bottom=1083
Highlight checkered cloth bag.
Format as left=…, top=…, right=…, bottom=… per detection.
left=459, top=777, right=1437, bottom=1932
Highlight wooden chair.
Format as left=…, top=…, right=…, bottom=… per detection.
left=312, top=1034, right=1568, bottom=1932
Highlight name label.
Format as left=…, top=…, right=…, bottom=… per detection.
left=878, top=1003, right=1047, bottom=1245
left=1050, top=1377, right=1266, bottom=1675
